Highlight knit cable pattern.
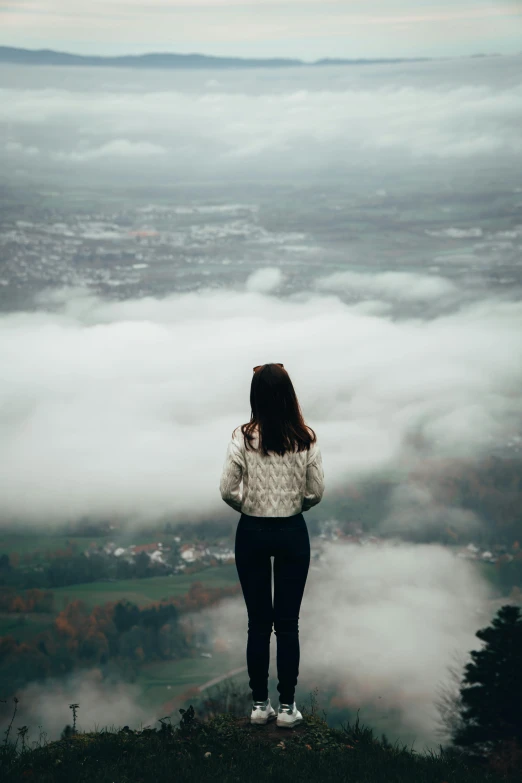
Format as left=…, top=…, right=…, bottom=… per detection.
left=219, top=425, right=325, bottom=517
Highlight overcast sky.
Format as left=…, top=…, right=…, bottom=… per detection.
left=1, top=1, right=522, bottom=60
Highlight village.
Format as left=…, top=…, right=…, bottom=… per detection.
left=91, top=523, right=512, bottom=576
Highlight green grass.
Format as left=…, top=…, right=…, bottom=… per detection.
left=0, top=564, right=238, bottom=651
left=1, top=690, right=516, bottom=783
left=136, top=652, right=239, bottom=708
left=52, top=564, right=238, bottom=611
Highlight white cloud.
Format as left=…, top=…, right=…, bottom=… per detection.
left=7, top=668, right=156, bottom=741
left=2, top=58, right=522, bottom=181
left=302, top=541, right=493, bottom=742
left=209, top=537, right=495, bottom=748
left=315, top=270, right=457, bottom=302
left=0, top=285, right=521, bottom=527
left=52, top=139, right=166, bottom=161
left=245, top=267, right=283, bottom=293
left=5, top=140, right=40, bottom=156
left=426, top=227, right=483, bottom=238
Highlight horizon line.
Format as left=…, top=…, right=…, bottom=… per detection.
left=0, top=43, right=508, bottom=67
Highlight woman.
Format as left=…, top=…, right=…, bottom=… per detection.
left=219, top=362, right=325, bottom=728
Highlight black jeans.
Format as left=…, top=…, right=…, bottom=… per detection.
left=234, top=511, right=311, bottom=704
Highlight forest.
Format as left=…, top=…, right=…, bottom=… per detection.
left=0, top=581, right=241, bottom=700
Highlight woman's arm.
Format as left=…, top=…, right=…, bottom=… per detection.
left=219, top=430, right=245, bottom=512
left=302, top=444, right=325, bottom=512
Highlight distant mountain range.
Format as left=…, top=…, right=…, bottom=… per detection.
left=0, top=45, right=489, bottom=70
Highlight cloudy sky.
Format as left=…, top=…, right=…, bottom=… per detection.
left=1, top=1, right=522, bottom=60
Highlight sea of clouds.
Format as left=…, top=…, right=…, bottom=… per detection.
left=0, top=277, right=520, bottom=527
left=1, top=53, right=522, bottom=183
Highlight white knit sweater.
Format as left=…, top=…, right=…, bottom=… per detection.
left=219, top=425, right=325, bottom=517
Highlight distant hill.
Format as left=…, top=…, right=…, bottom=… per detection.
left=0, top=45, right=439, bottom=70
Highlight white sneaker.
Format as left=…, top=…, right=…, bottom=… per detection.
left=250, top=697, right=277, bottom=725
left=276, top=701, right=303, bottom=728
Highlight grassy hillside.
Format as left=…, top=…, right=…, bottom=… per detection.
left=1, top=690, right=518, bottom=783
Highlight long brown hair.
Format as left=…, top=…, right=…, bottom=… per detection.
left=235, top=363, right=316, bottom=457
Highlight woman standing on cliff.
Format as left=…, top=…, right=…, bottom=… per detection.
left=219, top=362, right=325, bottom=728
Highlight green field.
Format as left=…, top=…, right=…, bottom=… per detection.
left=135, top=653, right=247, bottom=711
left=1, top=564, right=246, bottom=709
left=0, top=564, right=239, bottom=649
left=0, top=565, right=248, bottom=709
left=52, top=564, right=239, bottom=611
